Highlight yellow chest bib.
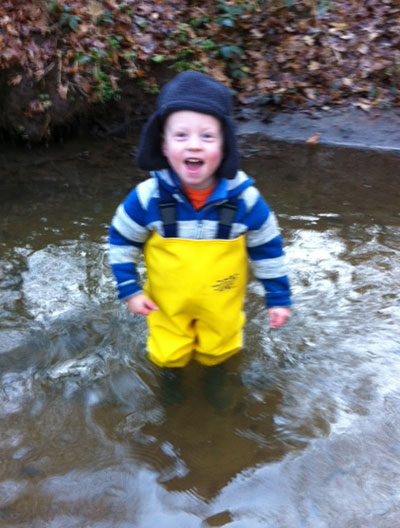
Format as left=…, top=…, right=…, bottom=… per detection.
left=144, top=231, right=248, bottom=310
left=143, top=231, right=248, bottom=367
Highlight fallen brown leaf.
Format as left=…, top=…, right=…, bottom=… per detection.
left=9, top=74, right=22, bottom=85
left=306, top=132, right=322, bottom=145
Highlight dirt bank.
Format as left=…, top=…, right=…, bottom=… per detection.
left=2, top=1, right=400, bottom=142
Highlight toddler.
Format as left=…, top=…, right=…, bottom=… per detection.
left=109, top=71, right=291, bottom=370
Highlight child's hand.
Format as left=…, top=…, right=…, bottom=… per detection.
left=268, top=307, right=291, bottom=328
left=126, top=294, right=159, bottom=316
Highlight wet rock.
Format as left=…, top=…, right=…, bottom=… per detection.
left=203, top=509, right=233, bottom=526
left=19, top=464, right=42, bottom=478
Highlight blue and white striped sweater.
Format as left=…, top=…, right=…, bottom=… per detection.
left=109, top=169, right=291, bottom=308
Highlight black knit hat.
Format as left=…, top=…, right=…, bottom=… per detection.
left=135, top=71, right=239, bottom=180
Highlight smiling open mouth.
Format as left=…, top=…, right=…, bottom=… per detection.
left=185, top=158, right=204, bottom=167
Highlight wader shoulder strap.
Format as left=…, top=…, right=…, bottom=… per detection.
left=216, top=200, right=238, bottom=239
left=158, top=180, right=238, bottom=239
left=158, top=182, right=177, bottom=238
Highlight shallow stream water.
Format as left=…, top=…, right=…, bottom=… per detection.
left=1, top=135, right=400, bottom=527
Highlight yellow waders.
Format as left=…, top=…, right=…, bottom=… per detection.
left=143, top=231, right=248, bottom=367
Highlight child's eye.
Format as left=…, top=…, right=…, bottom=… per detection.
left=174, top=132, right=187, bottom=139
left=203, top=133, right=215, bottom=140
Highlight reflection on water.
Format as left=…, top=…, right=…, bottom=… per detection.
left=1, top=137, right=400, bottom=526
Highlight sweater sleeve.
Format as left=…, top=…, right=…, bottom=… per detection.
left=245, top=192, right=292, bottom=308
left=108, top=187, right=150, bottom=300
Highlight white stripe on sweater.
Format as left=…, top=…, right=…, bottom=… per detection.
left=251, top=255, right=287, bottom=278
left=240, top=185, right=260, bottom=212
left=136, top=178, right=158, bottom=209
left=227, top=170, right=248, bottom=190
left=246, top=212, right=280, bottom=247
left=111, top=204, right=149, bottom=243
left=108, top=244, right=142, bottom=265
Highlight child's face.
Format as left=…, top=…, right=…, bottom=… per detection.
left=162, top=110, right=224, bottom=190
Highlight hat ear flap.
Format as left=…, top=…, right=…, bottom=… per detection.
left=136, top=112, right=170, bottom=171
left=215, top=116, right=239, bottom=180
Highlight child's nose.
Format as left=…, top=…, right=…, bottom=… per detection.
left=187, top=134, right=201, bottom=149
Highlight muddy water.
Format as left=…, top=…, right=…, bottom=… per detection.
left=1, top=136, right=400, bottom=527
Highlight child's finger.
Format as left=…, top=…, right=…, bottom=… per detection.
left=144, top=299, right=159, bottom=313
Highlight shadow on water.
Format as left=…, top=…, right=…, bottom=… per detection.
left=1, top=135, right=400, bottom=526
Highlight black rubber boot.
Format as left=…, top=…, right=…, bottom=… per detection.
left=203, top=364, right=234, bottom=411
left=159, top=367, right=184, bottom=406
